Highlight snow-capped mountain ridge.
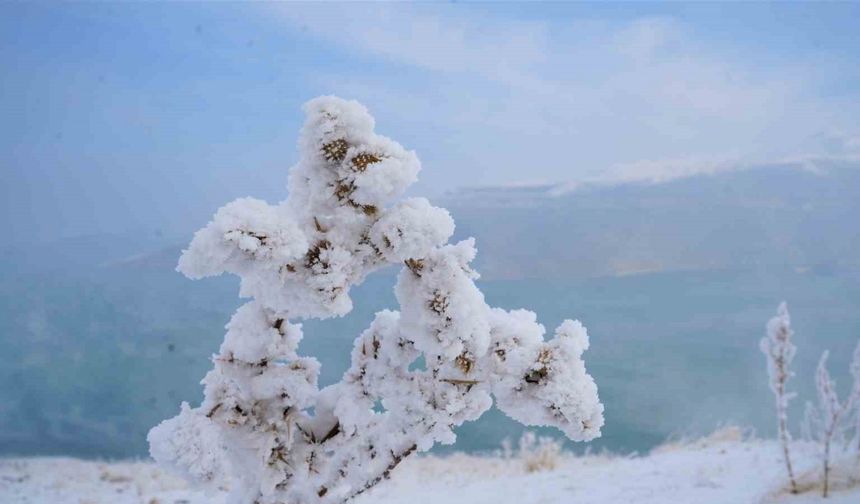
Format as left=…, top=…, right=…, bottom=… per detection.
left=441, top=157, right=859, bottom=208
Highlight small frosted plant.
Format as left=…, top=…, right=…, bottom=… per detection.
left=803, top=350, right=859, bottom=497
left=518, top=431, right=564, bottom=473
left=148, top=97, right=604, bottom=504
left=849, top=341, right=860, bottom=454
left=760, top=302, right=798, bottom=493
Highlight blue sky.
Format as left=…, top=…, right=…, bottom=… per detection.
left=2, top=2, right=859, bottom=242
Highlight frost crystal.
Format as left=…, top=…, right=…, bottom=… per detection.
left=148, top=97, right=604, bottom=504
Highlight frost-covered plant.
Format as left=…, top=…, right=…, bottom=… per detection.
left=517, top=431, right=564, bottom=473
left=148, top=97, right=604, bottom=504
left=849, top=341, right=860, bottom=454
left=804, top=351, right=854, bottom=497
left=760, top=302, right=799, bottom=493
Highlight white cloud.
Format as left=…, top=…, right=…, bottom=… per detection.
left=278, top=4, right=547, bottom=77
left=271, top=4, right=860, bottom=191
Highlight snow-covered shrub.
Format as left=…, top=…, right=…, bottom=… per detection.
left=803, top=350, right=859, bottom=497
left=148, top=97, right=604, bottom=504
left=760, top=302, right=799, bottom=493
left=517, top=431, right=564, bottom=473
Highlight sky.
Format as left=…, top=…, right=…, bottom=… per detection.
left=2, top=2, right=860, bottom=242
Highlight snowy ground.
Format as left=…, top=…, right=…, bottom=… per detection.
left=3, top=429, right=859, bottom=504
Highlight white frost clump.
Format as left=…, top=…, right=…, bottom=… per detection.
left=147, top=402, right=229, bottom=494
left=178, top=198, right=310, bottom=281
left=369, top=198, right=454, bottom=263
left=494, top=318, right=603, bottom=441
left=148, top=96, right=604, bottom=504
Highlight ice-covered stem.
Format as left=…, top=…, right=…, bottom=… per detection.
left=148, top=97, right=604, bottom=504
left=759, top=302, right=798, bottom=493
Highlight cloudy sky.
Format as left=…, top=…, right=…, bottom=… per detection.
left=2, top=2, right=859, bottom=241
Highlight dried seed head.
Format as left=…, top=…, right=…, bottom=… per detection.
left=455, top=352, right=474, bottom=374
left=524, top=348, right=553, bottom=384
left=334, top=180, right=355, bottom=202
left=351, top=152, right=382, bottom=172
left=537, top=348, right=552, bottom=365
left=405, top=258, right=424, bottom=277
left=321, top=139, right=348, bottom=162
left=332, top=179, right=378, bottom=215
left=305, top=240, right=332, bottom=269
left=428, top=290, right=449, bottom=315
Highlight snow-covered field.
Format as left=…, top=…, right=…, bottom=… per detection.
left=3, top=429, right=859, bottom=504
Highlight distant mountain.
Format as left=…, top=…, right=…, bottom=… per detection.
left=0, top=231, right=177, bottom=278
left=8, top=159, right=856, bottom=283
left=441, top=160, right=860, bottom=280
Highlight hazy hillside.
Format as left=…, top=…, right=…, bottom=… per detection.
left=7, top=160, right=854, bottom=282
left=442, top=160, right=860, bottom=280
